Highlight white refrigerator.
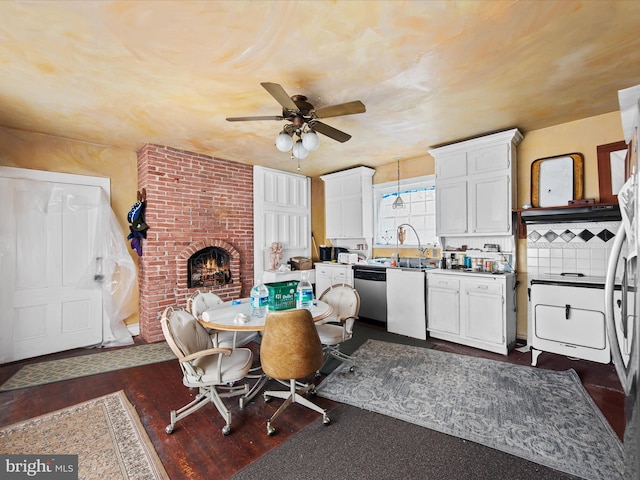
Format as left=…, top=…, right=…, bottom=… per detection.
left=605, top=83, right=640, bottom=480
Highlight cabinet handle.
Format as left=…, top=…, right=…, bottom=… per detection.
left=477, top=285, right=488, bottom=290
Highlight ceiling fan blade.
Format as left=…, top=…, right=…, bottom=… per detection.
left=260, top=82, right=298, bottom=111
left=314, top=100, right=366, bottom=119
left=310, top=121, right=352, bottom=143
left=226, top=115, right=284, bottom=122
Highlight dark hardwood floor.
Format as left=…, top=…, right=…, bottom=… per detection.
left=0, top=322, right=625, bottom=479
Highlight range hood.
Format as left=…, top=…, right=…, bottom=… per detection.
left=520, top=203, right=621, bottom=224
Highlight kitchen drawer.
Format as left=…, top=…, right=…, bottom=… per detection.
left=316, top=265, right=332, bottom=276
left=427, top=275, right=459, bottom=290
left=464, top=280, right=502, bottom=296
left=333, top=269, right=349, bottom=280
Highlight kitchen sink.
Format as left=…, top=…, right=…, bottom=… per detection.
left=398, top=266, right=431, bottom=272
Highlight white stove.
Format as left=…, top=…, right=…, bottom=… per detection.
left=529, top=275, right=623, bottom=365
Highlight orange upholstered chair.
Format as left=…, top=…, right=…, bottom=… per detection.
left=260, top=309, right=330, bottom=435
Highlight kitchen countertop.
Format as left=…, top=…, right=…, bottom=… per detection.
left=426, top=269, right=515, bottom=278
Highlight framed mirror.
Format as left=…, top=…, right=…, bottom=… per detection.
left=531, top=153, right=584, bottom=207
left=597, top=140, right=629, bottom=203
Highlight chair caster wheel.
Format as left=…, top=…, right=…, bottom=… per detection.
left=165, top=424, right=174, bottom=434
left=222, top=425, right=231, bottom=436
left=266, top=422, right=276, bottom=436
left=239, top=398, right=245, bottom=410
left=322, top=415, right=331, bottom=426
left=349, top=366, right=355, bottom=372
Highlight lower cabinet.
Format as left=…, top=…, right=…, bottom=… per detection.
left=314, top=263, right=354, bottom=297
left=427, top=271, right=516, bottom=355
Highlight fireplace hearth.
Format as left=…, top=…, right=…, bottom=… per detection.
left=187, top=246, right=233, bottom=288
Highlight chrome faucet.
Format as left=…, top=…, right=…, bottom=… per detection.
left=396, top=223, right=425, bottom=268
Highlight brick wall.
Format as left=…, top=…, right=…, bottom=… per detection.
left=137, top=144, right=254, bottom=342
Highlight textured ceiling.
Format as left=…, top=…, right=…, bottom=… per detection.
left=1, top=1, right=640, bottom=177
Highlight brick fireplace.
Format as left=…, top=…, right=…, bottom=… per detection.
left=137, top=144, right=254, bottom=342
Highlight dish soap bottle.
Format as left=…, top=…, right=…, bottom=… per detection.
left=250, top=275, right=269, bottom=318
left=296, top=271, right=314, bottom=311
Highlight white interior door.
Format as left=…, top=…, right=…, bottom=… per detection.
left=0, top=168, right=108, bottom=363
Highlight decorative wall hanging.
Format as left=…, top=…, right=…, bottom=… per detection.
left=127, top=188, right=148, bottom=255
left=531, top=153, right=584, bottom=207
left=597, top=140, right=629, bottom=203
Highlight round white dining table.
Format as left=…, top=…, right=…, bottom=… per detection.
left=199, top=299, right=332, bottom=332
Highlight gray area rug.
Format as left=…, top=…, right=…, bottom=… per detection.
left=316, top=339, right=623, bottom=480
left=319, top=320, right=434, bottom=375
left=231, top=404, right=576, bottom=480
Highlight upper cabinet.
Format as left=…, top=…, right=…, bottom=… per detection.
left=429, top=129, right=523, bottom=237
left=320, top=166, right=375, bottom=239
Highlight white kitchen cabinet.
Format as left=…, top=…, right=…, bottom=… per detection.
left=314, top=262, right=354, bottom=297
left=386, top=268, right=426, bottom=340
left=426, top=275, right=460, bottom=335
left=320, top=166, right=375, bottom=239
left=429, top=129, right=522, bottom=237
left=435, top=179, right=468, bottom=235
left=427, top=270, right=516, bottom=355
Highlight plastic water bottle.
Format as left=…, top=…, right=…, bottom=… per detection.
left=250, top=275, right=269, bottom=318
left=296, top=271, right=314, bottom=311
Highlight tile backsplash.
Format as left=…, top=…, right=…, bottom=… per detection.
left=526, top=220, right=622, bottom=278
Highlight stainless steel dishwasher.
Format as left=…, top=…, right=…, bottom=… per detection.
left=353, top=265, right=387, bottom=323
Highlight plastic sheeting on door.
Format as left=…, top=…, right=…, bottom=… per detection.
left=73, top=188, right=137, bottom=347
left=6, top=178, right=136, bottom=348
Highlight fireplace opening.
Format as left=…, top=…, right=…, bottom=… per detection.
left=187, top=246, right=233, bottom=288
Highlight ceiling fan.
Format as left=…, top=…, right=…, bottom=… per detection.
left=226, top=82, right=366, bottom=158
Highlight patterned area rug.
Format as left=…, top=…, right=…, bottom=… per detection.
left=317, top=339, right=624, bottom=480
left=0, top=390, right=168, bottom=479
left=0, top=343, right=175, bottom=391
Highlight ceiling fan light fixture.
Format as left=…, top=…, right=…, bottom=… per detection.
left=275, top=131, right=293, bottom=152
left=302, top=130, right=320, bottom=151
left=292, top=139, right=309, bottom=159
